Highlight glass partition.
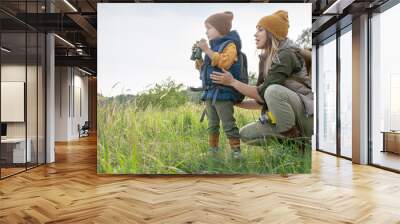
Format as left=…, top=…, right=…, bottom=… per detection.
left=1, top=31, right=28, bottom=177
left=0, top=1, right=46, bottom=179
left=27, top=30, right=38, bottom=169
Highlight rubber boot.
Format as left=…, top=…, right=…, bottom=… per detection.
left=208, top=133, right=219, bottom=153
left=229, top=138, right=241, bottom=159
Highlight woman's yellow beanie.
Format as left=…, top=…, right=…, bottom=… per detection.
left=257, top=10, right=289, bottom=40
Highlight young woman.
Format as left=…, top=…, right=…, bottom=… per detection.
left=211, top=10, right=313, bottom=145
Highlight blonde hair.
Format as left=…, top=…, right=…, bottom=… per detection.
left=260, top=28, right=282, bottom=77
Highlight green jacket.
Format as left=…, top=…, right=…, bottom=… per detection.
left=256, top=40, right=313, bottom=116
left=256, top=49, right=300, bottom=95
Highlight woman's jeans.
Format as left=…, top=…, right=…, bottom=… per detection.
left=240, top=84, right=313, bottom=145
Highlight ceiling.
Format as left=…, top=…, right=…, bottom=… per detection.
left=0, top=0, right=393, bottom=75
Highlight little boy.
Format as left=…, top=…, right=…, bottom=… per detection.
left=194, top=11, right=244, bottom=159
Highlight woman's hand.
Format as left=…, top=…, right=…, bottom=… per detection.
left=213, top=70, right=264, bottom=102
left=211, top=69, right=235, bottom=86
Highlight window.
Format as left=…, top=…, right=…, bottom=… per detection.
left=317, top=35, right=337, bottom=154
left=371, top=3, right=400, bottom=171
left=340, top=27, right=352, bottom=158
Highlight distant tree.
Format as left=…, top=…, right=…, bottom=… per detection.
left=135, top=78, right=188, bottom=110
left=248, top=71, right=258, bottom=86
left=99, top=78, right=190, bottom=111
left=185, top=88, right=202, bottom=104
left=295, top=27, right=312, bottom=49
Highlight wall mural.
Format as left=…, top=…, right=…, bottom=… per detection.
left=97, top=3, right=313, bottom=174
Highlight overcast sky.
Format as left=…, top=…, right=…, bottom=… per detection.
left=98, top=3, right=311, bottom=97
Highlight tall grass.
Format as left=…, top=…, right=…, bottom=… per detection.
left=97, top=99, right=311, bottom=175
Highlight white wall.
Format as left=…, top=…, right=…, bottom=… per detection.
left=55, top=66, right=69, bottom=141
left=55, top=67, right=89, bottom=141
left=1, top=65, right=41, bottom=137
left=1, top=65, right=26, bottom=137
left=1, top=82, right=25, bottom=122
left=71, top=72, right=89, bottom=138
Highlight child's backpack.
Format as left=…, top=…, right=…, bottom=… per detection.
left=300, top=48, right=312, bottom=78
left=238, top=51, right=249, bottom=85
left=294, top=48, right=312, bottom=79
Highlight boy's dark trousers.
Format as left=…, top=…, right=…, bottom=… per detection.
left=205, top=100, right=240, bottom=150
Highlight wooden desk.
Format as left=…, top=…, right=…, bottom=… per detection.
left=382, top=131, right=400, bottom=154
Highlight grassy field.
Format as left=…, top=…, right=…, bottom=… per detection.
left=97, top=96, right=311, bottom=175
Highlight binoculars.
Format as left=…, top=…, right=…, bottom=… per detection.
left=190, top=41, right=203, bottom=61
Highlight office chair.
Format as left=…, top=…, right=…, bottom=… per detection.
left=79, top=121, right=90, bottom=138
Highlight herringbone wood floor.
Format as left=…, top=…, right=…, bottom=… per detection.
left=1, top=134, right=400, bottom=224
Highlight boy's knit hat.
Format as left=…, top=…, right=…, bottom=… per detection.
left=257, top=10, right=289, bottom=40
left=205, top=11, right=234, bottom=36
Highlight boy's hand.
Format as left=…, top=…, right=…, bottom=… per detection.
left=197, top=39, right=209, bottom=51
left=192, top=43, right=198, bottom=52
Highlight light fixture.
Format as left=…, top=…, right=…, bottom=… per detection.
left=323, top=0, right=355, bottom=15
left=54, top=34, right=75, bottom=48
left=76, top=48, right=87, bottom=56
left=63, top=0, right=78, bottom=12
left=1, top=47, right=11, bottom=53
left=78, top=67, right=92, bottom=76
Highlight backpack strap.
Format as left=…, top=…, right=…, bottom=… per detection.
left=199, top=86, right=219, bottom=122
left=200, top=108, right=207, bottom=122
left=200, top=65, right=206, bottom=89
left=217, top=40, right=234, bottom=53
left=211, top=87, right=219, bottom=106
left=239, top=52, right=244, bottom=75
